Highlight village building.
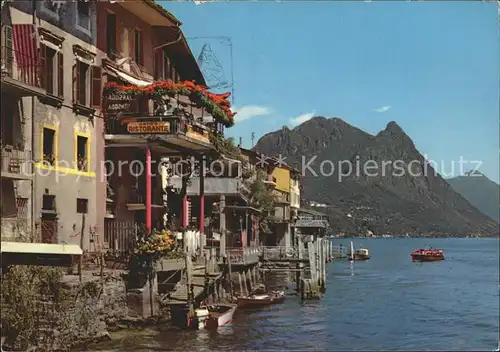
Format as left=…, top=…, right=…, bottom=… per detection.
left=96, top=0, right=234, bottom=254
left=1, top=1, right=102, bottom=248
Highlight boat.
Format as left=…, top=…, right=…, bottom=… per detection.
left=204, top=303, right=237, bottom=329
left=236, top=285, right=286, bottom=308
left=347, top=241, right=370, bottom=261
left=411, top=248, right=445, bottom=262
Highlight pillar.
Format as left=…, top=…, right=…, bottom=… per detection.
left=219, top=195, right=226, bottom=257
left=199, top=155, right=205, bottom=254
left=145, top=147, right=152, bottom=233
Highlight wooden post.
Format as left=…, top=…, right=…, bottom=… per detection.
left=186, top=254, right=194, bottom=316
left=238, top=272, right=243, bottom=297
left=297, top=238, right=305, bottom=292
left=253, top=266, right=258, bottom=286
left=227, top=254, right=234, bottom=299
left=248, top=269, right=254, bottom=291
left=307, top=241, right=316, bottom=283
left=243, top=271, right=249, bottom=297
left=78, top=213, right=86, bottom=282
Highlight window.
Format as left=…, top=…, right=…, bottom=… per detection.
left=76, top=0, right=91, bottom=32
left=1, top=95, right=15, bottom=145
left=40, top=44, right=64, bottom=97
left=42, top=0, right=59, bottom=17
left=106, top=13, right=116, bottom=57
left=73, top=62, right=101, bottom=108
left=77, top=198, right=88, bottom=214
left=73, top=60, right=89, bottom=105
left=42, top=194, right=56, bottom=211
left=76, top=135, right=88, bottom=171
left=42, top=127, right=56, bottom=165
left=134, top=29, right=143, bottom=65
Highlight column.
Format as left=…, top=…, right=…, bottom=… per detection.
left=145, top=147, right=152, bottom=233
left=199, top=155, right=205, bottom=253
left=219, top=195, right=226, bottom=257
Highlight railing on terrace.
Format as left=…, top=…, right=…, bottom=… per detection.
left=104, top=220, right=147, bottom=256
left=1, top=46, right=44, bottom=89
left=1, top=147, right=30, bottom=176
left=260, top=246, right=309, bottom=261
left=227, top=246, right=260, bottom=265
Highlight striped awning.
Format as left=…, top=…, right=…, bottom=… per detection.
left=12, top=24, right=38, bottom=68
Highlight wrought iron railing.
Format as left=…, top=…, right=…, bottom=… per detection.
left=1, top=146, right=30, bottom=176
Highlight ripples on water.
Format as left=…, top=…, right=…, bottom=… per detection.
left=88, top=238, right=499, bottom=351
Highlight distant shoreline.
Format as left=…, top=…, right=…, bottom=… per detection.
left=331, top=235, right=499, bottom=239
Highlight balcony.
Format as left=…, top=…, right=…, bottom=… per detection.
left=105, top=115, right=213, bottom=154
left=125, top=188, right=164, bottom=211
left=273, top=190, right=290, bottom=204
left=169, top=176, right=249, bottom=200
left=1, top=46, right=45, bottom=97
left=1, top=146, right=31, bottom=180
left=263, top=174, right=277, bottom=187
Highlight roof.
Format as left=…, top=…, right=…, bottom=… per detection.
left=144, top=0, right=182, bottom=26
left=298, top=207, right=329, bottom=217
left=224, top=205, right=262, bottom=214
left=1, top=241, right=83, bottom=256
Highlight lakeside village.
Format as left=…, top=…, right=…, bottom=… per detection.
left=0, top=1, right=341, bottom=350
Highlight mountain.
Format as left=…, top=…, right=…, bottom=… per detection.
left=447, top=171, right=499, bottom=222
left=254, top=116, right=499, bottom=236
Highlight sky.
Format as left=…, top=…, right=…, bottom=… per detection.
left=162, top=1, right=499, bottom=183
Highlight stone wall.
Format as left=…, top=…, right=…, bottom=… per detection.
left=1, top=269, right=129, bottom=351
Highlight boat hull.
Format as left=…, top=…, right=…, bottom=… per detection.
left=237, top=292, right=286, bottom=308
left=348, top=253, right=370, bottom=261
left=205, top=303, right=237, bottom=329
left=411, top=255, right=444, bottom=262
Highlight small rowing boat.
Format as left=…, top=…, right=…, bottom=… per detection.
left=204, top=303, right=237, bottom=329
left=237, top=289, right=286, bottom=308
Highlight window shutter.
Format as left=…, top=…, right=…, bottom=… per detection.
left=72, top=63, right=78, bottom=104
left=57, top=52, right=64, bottom=97
left=91, top=66, right=102, bottom=108
left=39, top=44, right=47, bottom=90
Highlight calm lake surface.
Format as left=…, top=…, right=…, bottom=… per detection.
left=89, top=238, right=499, bottom=351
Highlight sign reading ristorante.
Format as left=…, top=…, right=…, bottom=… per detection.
left=127, top=121, right=170, bottom=133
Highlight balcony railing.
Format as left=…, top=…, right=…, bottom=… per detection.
left=1, top=147, right=30, bottom=179
left=105, top=115, right=211, bottom=144
left=1, top=46, right=44, bottom=91
left=227, top=246, right=260, bottom=265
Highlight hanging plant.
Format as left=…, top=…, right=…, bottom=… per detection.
left=102, top=81, right=236, bottom=127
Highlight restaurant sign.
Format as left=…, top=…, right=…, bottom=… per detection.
left=127, top=121, right=170, bottom=134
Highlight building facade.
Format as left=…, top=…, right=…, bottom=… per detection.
left=1, top=1, right=102, bottom=248
left=96, top=0, right=234, bottom=253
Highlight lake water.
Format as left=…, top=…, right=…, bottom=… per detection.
left=89, top=238, right=499, bottom=351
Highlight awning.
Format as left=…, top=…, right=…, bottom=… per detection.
left=107, top=66, right=153, bottom=87
left=1, top=241, right=83, bottom=256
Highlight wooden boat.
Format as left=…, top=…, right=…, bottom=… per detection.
left=348, top=241, right=370, bottom=261
left=237, top=290, right=286, bottom=308
left=411, top=248, right=444, bottom=262
left=204, top=303, right=237, bottom=329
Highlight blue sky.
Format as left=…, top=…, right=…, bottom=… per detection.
left=163, top=1, right=499, bottom=183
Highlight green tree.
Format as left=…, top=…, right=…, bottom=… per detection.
left=248, top=169, right=276, bottom=233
